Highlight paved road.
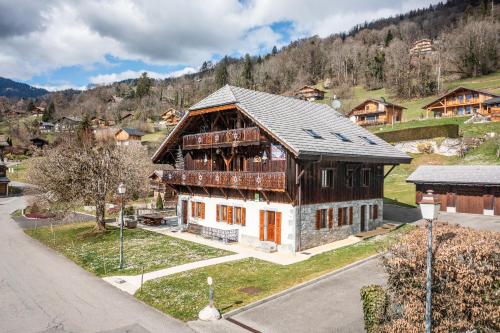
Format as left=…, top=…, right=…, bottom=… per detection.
left=0, top=196, right=192, bottom=333
left=229, top=257, right=385, bottom=333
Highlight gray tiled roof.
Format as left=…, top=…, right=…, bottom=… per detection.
left=155, top=85, right=411, bottom=163
left=120, top=128, right=145, bottom=137
left=407, top=165, right=500, bottom=185
left=484, top=96, right=500, bottom=105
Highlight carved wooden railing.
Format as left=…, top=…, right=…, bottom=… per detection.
left=350, top=109, right=385, bottom=116
left=183, top=127, right=261, bottom=149
left=358, top=118, right=387, bottom=126
left=163, top=170, right=286, bottom=192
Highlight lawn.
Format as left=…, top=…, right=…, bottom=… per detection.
left=6, top=157, right=32, bottom=182
left=142, top=128, right=170, bottom=143
left=25, top=221, right=232, bottom=277
left=135, top=224, right=414, bottom=321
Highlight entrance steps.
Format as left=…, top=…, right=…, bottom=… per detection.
left=255, top=241, right=277, bottom=253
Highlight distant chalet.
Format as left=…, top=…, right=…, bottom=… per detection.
left=152, top=85, right=410, bottom=253
left=115, top=128, right=145, bottom=146
left=294, top=85, right=326, bottom=101
left=422, top=86, right=499, bottom=119
left=407, top=165, right=500, bottom=216
left=347, top=98, right=405, bottom=127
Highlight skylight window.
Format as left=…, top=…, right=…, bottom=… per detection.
left=332, top=132, right=351, bottom=142
left=360, top=135, right=377, bottom=145
left=304, top=129, right=323, bottom=139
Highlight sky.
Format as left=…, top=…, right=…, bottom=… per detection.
left=0, top=0, right=441, bottom=91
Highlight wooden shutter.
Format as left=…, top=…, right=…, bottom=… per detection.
left=275, top=212, right=282, bottom=245
left=201, top=203, right=205, bottom=219
left=349, top=207, right=353, bottom=225
left=338, top=208, right=343, bottom=226
left=227, top=206, right=233, bottom=224
left=316, top=210, right=321, bottom=230
left=216, top=204, right=220, bottom=222
left=259, top=210, right=265, bottom=240
left=191, top=202, right=195, bottom=218
left=328, top=208, right=333, bottom=229
left=373, top=205, right=378, bottom=219
left=241, top=207, right=246, bottom=226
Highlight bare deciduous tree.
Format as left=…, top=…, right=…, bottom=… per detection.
left=28, top=136, right=152, bottom=231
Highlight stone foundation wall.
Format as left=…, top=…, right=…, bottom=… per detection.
left=296, top=199, right=383, bottom=250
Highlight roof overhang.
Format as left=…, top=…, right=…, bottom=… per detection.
left=298, top=151, right=412, bottom=165
left=406, top=180, right=500, bottom=187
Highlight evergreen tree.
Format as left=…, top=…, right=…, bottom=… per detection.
left=42, top=102, right=55, bottom=122
left=136, top=72, right=152, bottom=99
left=26, top=100, right=35, bottom=112
left=241, top=54, right=253, bottom=88
left=272, top=45, right=278, bottom=55
left=215, top=56, right=229, bottom=88
left=384, top=30, right=394, bottom=47
left=156, top=193, right=164, bottom=210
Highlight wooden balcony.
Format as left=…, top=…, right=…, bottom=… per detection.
left=163, top=170, right=286, bottom=192
left=183, top=127, right=261, bottom=150
left=358, top=119, right=387, bottom=127
left=351, top=109, right=385, bottom=116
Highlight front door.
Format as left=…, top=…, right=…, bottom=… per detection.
left=267, top=211, right=276, bottom=242
left=181, top=200, right=188, bottom=225
left=259, top=210, right=282, bottom=244
left=360, top=205, right=366, bottom=232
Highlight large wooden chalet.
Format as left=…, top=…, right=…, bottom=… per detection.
left=347, top=98, right=405, bottom=127
left=152, top=85, right=411, bottom=253
left=294, top=86, right=326, bottom=101
left=422, top=86, right=499, bottom=118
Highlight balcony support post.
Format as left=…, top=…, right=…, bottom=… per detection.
left=186, top=185, right=194, bottom=196
left=202, top=186, right=210, bottom=197
left=237, top=188, right=246, bottom=201
left=219, top=188, right=228, bottom=199
left=260, top=190, right=270, bottom=204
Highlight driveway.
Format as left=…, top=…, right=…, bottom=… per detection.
left=431, top=211, right=499, bottom=232
left=227, top=257, right=385, bottom=333
left=0, top=196, right=192, bottom=333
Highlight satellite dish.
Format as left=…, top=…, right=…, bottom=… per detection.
left=331, top=98, right=342, bottom=111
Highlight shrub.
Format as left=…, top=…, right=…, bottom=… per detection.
left=156, top=194, right=164, bottom=210
left=124, top=205, right=135, bottom=216
left=381, top=222, right=500, bottom=332
left=376, top=124, right=459, bottom=143
left=361, top=285, right=388, bottom=333
left=416, top=141, right=434, bottom=154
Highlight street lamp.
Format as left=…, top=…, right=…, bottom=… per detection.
left=117, top=183, right=126, bottom=269
left=419, top=189, right=439, bottom=333
left=198, top=276, right=221, bottom=321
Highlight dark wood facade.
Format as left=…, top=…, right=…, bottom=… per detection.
left=415, top=183, right=500, bottom=215
left=155, top=104, right=386, bottom=206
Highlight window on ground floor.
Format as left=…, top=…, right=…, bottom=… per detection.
left=216, top=204, right=228, bottom=223
left=316, top=209, right=328, bottom=229
left=369, top=204, right=379, bottom=220
left=233, top=206, right=246, bottom=226
left=216, top=204, right=246, bottom=225
left=338, top=207, right=353, bottom=226
left=191, top=202, right=205, bottom=219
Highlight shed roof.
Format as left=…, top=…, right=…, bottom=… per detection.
left=153, top=85, right=410, bottom=164
left=484, top=96, right=500, bottom=105
left=117, top=128, right=145, bottom=137
left=407, top=165, right=500, bottom=186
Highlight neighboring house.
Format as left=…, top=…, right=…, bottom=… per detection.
left=119, top=112, right=134, bottom=122
left=294, top=86, right=326, bottom=101
left=0, top=160, right=9, bottom=197
left=422, top=86, right=499, bottom=118
left=347, top=98, right=405, bottom=127
left=149, top=170, right=177, bottom=208
left=29, top=137, right=49, bottom=149
left=91, top=116, right=116, bottom=128
left=115, top=128, right=145, bottom=146
left=409, top=38, right=433, bottom=56
left=152, top=85, right=411, bottom=253
left=32, top=106, right=45, bottom=116
left=54, top=116, right=82, bottom=132
left=39, top=122, right=55, bottom=132
left=484, top=96, right=500, bottom=122
left=161, top=108, right=181, bottom=126
left=407, top=165, right=500, bottom=216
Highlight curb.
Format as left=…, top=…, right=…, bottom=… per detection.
left=224, top=253, right=383, bottom=319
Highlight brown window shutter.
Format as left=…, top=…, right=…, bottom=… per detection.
left=328, top=208, right=333, bottom=229
left=349, top=207, right=353, bottom=225
left=241, top=207, right=246, bottom=226
left=216, top=204, right=220, bottom=222
left=259, top=210, right=265, bottom=240
left=201, top=203, right=205, bottom=219
left=315, top=210, right=321, bottom=229
left=275, top=212, right=282, bottom=245
left=337, top=208, right=342, bottom=226
left=191, top=202, right=195, bottom=218
left=227, top=206, right=233, bottom=224
left=373, top=205, right=378, bottom=219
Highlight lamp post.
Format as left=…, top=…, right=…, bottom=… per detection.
left=117, top=183, right=126, bottom=269
left=198, top=276, right=221, bottom=321
left=419, top=190, right=439, bottom=333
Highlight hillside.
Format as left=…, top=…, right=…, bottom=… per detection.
left=0, top=77, right=49, bottom=98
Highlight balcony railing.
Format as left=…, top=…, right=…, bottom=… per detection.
left=358, top=119, right=387, bottom=127
left=163, top=170, right=286, bottom=192
left=351, top=109, right=385, bottom=116
left=183, top=127, right=261, bottom=149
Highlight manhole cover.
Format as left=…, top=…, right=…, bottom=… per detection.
left=301, top=252, right=311, bottom=255
left=238, top=287, right=262, bottom=295
left=115, top=278, right=127, bottom=284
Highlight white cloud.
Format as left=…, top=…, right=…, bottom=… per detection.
left=33, top=83, right=88, bottom=92
left=0, top=0, right=441, bottom=83
left=89, top=67, right=197, bottom=85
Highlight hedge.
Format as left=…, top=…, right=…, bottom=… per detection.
left=375, top=124, right=459, bottom=143
left=360, top=285, right=388, bottom=333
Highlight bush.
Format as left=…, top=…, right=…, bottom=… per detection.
left=416, top=141, right=434, bottom=154
left=376, top=124, right=459, bottom=143
left=381, top=222, right=500, bottom=332
left=361, top=285, right=388, bottom=333
left=156, top=194, right=164, bottom=210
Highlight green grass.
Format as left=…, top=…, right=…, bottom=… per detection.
left=25, top=221, right=232, bottom=277
left=135, top=224, right=414, bottom=321
left=142, top=128, right=169, bottom=143
left=6, top=158, right=32, bottom=182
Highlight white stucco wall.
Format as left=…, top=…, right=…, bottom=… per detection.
left=177, top=194, right=296, bottom=252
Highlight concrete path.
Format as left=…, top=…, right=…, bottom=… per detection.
left=0, top=196, right=193, bottom=333
left=103, top=253, right=249, bottom=294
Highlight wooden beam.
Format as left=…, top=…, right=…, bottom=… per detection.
left=260, top=191, right=270, bottom=204
left=188, top=104, right=237, bottom=117
left=237, top=188, right=246, bottom=201
left=384, top=165, right=397, bottom=179
left=219, top=188, right=228, bottom=199
left=285, top=191, right=293, bottom=204
left=202, top=186, right=210, bottom=196
left=186, top=185, right=194, bottom=196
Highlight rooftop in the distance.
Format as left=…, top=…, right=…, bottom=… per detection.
left=407, top=165, right=500, bottom=186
